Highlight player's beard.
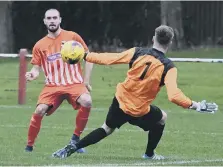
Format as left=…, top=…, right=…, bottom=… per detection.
left=47, top=24, right=59, bottom=33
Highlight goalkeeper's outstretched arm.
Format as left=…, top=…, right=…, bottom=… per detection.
left=165, top=68, right=218, bottom=113
left=84, top=48, right=136, bottom=65
left=165, top=68, right=192, bottom=108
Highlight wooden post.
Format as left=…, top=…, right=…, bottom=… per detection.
left=18, top=49, right=27, bottom=105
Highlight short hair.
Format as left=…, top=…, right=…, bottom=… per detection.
left=45, top=8, right=60, bottom=17
left=155, top=25, right=174, bottom=45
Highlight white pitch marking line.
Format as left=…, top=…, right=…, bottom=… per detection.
left=57, top=158, right=223, bottom=166
left=131, top=158, right=223, bottom=165
left=11, top=158, right=223, bottom=166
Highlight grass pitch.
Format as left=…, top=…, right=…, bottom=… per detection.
left=0, top=48, right=223, bottom=166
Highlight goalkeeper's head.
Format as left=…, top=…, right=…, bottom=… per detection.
left=153, top=25, right=174, bottom=52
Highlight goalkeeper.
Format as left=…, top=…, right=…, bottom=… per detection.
left=52, top=25, right=218, bottom=160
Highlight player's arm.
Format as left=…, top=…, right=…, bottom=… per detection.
left=165, top=68, right=218, bottom=113
left=26, top=46, right=41, bottom=81
left=26, top=65, right=41, bottom=81
left=84, top=48, right=136, bottom=65
left=73, top=33, right=93, bottom=91
left=164, top=68, right=192, bottom=108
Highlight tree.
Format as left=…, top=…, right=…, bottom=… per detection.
left=160, top=1, right=185, bottom=50
left=0, top=1, right=14, bottom=53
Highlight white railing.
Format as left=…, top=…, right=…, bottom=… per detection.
left=1, top=53, right=223, bottom=63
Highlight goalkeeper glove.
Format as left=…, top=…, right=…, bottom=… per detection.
left=189, top=100, right=218, bottom=113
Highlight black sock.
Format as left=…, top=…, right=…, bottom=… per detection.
left=75, top=128, right=107, bottom=150
left=145, top=124, right=165, bottom=157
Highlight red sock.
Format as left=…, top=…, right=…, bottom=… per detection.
left=74, top=106, right=91, bottom=137
left=27, top=113, right=43, bottom=146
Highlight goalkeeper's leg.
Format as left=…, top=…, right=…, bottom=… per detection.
left=52, top=123, right=115, bottom=158
left=129, top=105, right=166, bottom=160
left=145, top=106, right=167, bottom=159
left=73, top=97, right=128, bottom=150
left=73, top=123, right=114, bottom=152
left=52, top=96, right=129, bottom=158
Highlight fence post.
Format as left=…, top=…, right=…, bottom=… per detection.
left=18, top=48, right=27, bottom=105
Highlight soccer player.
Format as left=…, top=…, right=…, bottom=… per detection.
left=24, top=9, right=93, bottom=153
left=52, top=25, right=218, bottom=159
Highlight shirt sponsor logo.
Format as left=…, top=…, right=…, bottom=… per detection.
left=47, top=52, right=61, bottom=62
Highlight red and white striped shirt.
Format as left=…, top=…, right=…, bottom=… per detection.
left=31, top=29, right=88, bottom=86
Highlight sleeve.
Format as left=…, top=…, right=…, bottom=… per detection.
left=30, top=45, right=41, bottom=66
left=164, top=67, right=192, bottom=108
left=73, top=33, right=89, bottom=52
left=84, top=48, right=136, bottom=65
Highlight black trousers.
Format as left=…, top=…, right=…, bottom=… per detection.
left=106, top=96, right=163, bottom=131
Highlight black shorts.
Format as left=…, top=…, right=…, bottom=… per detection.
left=105, top=96, right=163, bottom=131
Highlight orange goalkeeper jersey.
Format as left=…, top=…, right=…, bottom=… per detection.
left=85, top=47, right=192, bottom=117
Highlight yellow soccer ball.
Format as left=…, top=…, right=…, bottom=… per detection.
left=61, top=40, right=85, bottom=64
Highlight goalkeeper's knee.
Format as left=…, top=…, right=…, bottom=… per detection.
left=158, top=110, right=167, bottom=125
left=101, top=123, right=115, bottom=135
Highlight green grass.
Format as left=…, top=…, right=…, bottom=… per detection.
left=0, top=49, right=223, bottom=166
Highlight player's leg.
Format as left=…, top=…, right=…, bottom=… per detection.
left=144, top=109, right=166, bottom=159
left=71, top=96, right=127, bottom=150
left=129, top=105, right=166, bottom=160
left=73, top=93, right=92, bottom=141
left=66, top=84, right=92, bottom=153
left=52, top=96, right=129, bottom=158
left=25, top=104, right=49, bottom=152
left=52, top=122, right=114, bottom=159
left=25, top=87, right=63, bottom=152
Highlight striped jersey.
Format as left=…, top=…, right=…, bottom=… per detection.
left=30, top=29, right=88, bottom=86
